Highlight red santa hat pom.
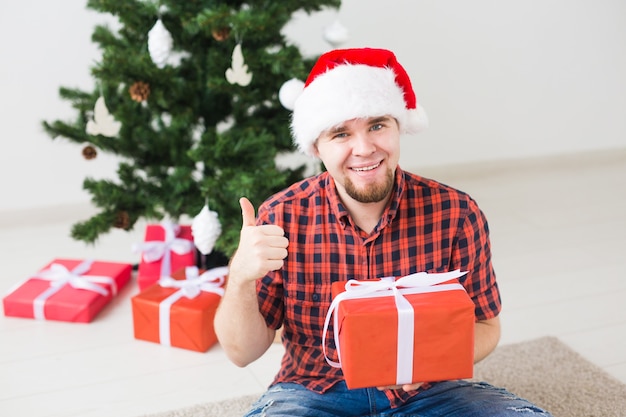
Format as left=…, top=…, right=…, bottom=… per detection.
left=290, top=48, right=428, bottom=156
left=279, top=78, right=305, bottom=111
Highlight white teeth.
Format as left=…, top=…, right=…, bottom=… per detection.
left=353, top=162, right=380, bottom=172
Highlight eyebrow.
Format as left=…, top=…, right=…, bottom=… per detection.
left=326, top=124, right=347, bottom=135
left=326, top=116, right=394, bottom=135
left=369, top=116, right=393, bottom=125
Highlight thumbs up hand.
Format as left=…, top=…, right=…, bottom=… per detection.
left=229, top=197, right=289, bottom=284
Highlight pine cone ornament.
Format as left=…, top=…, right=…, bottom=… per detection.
left=212, top=27, right=230, bottom=41
left=82, top=145, right=97, bottom=160
left=113, top=210, right=131, bottom=229
left=129, top=81, right=151, bottom=102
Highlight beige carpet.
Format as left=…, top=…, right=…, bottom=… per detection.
left=142, top=337, right=626, bottom=417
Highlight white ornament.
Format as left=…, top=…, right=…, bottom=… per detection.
left=148, top=19, right=173, bottom=68
left=191, top=204, right=222, bottom=255
left=166, top=50, right=191, bottom=67
left=323, top=20, right=349, bottom=47
left=278, top=78, right=304, bottom=111
left=216, top=115, right=235, bottom=133
left=86, top=96, right=121, bottom=137
left=225, top=44, right=253, bottom=86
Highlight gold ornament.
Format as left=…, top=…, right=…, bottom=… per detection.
left=129, top=81, right=151, bottom=102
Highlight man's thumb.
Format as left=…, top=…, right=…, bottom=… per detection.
left=239, top=197, right=257, bottom=227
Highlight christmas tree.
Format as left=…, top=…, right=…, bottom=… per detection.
left=42, top=0, right=341, bottom=259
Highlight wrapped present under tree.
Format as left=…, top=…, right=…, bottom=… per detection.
left=3, top=259, right=132, bottom=323
left=131, top=265, right=228, bottom=352
left=133, top=221, right=196, bottom=290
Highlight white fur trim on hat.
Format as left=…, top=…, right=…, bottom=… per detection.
left=291, top=64, right=427, bottom=156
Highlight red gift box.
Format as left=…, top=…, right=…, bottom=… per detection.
left=323, top=270, right=475, bottom=389
left=134, top=221, right=196, bottom=291
left=2, top=259, right=132, bottom=323
left=131, top=265, right=228, bottom=352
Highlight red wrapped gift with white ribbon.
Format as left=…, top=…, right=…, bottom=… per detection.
left=131, top=266, right=228, bottom=352
left=133, top=221, right=196, bottom=290
left=323, top=270, right=475, bottom=389
left=2, top=258, right=132, bottom=323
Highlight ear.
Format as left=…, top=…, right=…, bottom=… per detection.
left=310, top=141, right=321, bottom=159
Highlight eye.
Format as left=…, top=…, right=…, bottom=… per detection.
left=370, top=123, right=384, bottom=131
left=323, top=128, right=349, bottom=141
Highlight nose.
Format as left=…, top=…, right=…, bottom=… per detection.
left=351, top=132, right=376, bottom=156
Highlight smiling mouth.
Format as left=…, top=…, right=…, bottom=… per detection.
left=352, top=162, right=381, bottom=172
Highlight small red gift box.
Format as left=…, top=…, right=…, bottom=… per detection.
left=131, top=265, right=228, bottom=352
left=324, top=270, right=475, bottom=389
left=133, top=221, right=196, bottom=291
left=2, top=259, right=132, bottom=323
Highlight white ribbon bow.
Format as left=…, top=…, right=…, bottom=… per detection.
left=157, top=266, right=228, bottom=346
left=32, top=259, right=116, bottom=320
left=132, top=221, right=195, bottom=276
left=323, top=269, right=468, bottom=385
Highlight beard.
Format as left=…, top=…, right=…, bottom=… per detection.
left=343, top=167, right=395, bottom=203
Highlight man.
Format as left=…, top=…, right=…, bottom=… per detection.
left=214, top=48, right=552, bottom=417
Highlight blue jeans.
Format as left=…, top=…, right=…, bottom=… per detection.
left=243, top=380, right=553, bottom=417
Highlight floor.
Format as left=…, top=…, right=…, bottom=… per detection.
left=1, top=149, right=625, bottom=417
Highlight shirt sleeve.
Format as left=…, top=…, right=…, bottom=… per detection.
left=452, top=197, right=502, bottom=321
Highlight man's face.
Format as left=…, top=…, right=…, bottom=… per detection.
left=313, top=116, right=401, bottom=204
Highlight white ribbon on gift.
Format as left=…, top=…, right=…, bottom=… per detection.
left=322, top=269, right=468, bottom=385
left=31, top=259, right=116, bottom=320
left=157, top=265, right=228, bottom=346
left=132, top=221, right=195, bottom=277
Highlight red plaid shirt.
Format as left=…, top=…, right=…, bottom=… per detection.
left=255, top=167, right=501, bottom=408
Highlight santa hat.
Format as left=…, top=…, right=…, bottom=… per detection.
left=284, top=48, right=428, bottom=156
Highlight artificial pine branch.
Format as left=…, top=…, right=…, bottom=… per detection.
left=43, top=0, right=340, bottom=257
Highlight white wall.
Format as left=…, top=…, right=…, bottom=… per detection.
left=0, top=1, right=119, bottom=212
left=2, top=0, right=625, bottom=212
